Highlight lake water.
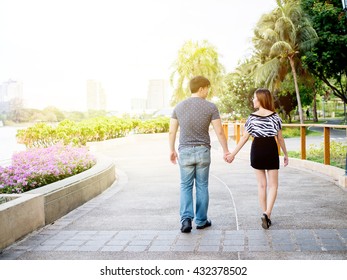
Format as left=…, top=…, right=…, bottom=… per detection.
left=0, top=126, right=26, bottom=165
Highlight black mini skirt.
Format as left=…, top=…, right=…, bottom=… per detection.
left=250, top=136, right=279, bottom=170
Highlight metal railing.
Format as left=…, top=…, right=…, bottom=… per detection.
left=222, top=122, right=347, bottom=168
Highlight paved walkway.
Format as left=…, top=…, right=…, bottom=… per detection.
left=1, top=133, right=347, bottom=260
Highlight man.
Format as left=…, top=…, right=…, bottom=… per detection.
left=169, top=75, right=230, bottom=233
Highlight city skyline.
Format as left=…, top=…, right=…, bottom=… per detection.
left=0, top=0, right=277, bottom=112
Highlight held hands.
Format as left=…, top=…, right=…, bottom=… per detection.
left=224, top=152, right=235, bottom=164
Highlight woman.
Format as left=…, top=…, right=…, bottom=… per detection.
left=227, top=88, right=288, bottom=229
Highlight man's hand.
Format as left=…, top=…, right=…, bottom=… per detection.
left=170, top=151, right=178, bottom=164
left=224, top=152, right=234, bottom=163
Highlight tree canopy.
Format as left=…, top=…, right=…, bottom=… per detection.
left=250, top=0, right=318, bottom=123
left=301, top=0, right=347, bottom=104
left=170, top=40, right=225, bottom=105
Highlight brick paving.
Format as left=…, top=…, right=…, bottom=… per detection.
left=2, top=225, right=346, bottom=259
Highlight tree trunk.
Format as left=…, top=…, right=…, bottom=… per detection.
left=289, top=56, right=303, bottom=124
left=313, top=88, right=318, bottom=123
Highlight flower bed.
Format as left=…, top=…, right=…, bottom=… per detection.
left=0, top=143, right=96, bottom=194
left=0, top=155, right=116, bottom=250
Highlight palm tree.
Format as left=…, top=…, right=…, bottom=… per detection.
left=170, top=40, right=225, bottom=105
left=251, top=0, right=317, bottom=123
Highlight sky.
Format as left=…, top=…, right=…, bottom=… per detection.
left=0, top=0, right=277, bottom=112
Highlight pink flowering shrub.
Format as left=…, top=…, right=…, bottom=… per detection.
left=0, top=143, right=96, bottom=194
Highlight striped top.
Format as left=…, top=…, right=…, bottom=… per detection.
left=245, top=112, right=282, bottom=138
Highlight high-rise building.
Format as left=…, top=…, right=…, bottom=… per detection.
left=0, top=80, right=23, bottom=113
left=146, top=79, right=170, bottom=110
left=86, top=80, right=107, bottom=111
left=131, top=98, right=147, bottom=111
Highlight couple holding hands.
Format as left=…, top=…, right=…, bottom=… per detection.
left=169, top=76, right=288, bottom=233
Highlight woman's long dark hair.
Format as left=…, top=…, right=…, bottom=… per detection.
left=255, top=88, right=275, bottom=111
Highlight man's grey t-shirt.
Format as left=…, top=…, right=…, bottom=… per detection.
left=171, top=97, right=220, bottom=151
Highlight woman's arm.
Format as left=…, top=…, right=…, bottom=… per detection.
left=226, top=131, right=250, bottom=162
left=276, top=130, right=289, bottom=167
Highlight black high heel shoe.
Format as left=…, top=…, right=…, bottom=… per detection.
left=261, top=213, right=271, bottom=229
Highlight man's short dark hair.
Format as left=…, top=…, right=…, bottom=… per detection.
left=189, top=76, right=211, bottom=93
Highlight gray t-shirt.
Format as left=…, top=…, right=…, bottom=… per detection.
left=171, top=97, right=220, bottom=150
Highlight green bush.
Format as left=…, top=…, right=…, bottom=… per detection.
left=288, top=141, right=347, bottom=169
left=282, top=127, right=301, bottom=138
left=306, top=141, right=346, bottom=169
left=136, top=117, right=170, bottom=134
left=16, top=116, right=170, bottom=148
left=16, top=117, right=136, bottom=148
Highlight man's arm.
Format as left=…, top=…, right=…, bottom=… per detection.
left=169, top=118, right=179, bottom=164
left=211, top=118, right=230, bottom=158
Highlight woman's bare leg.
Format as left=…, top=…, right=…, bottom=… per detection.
left=254, top=169, right=267, bottom=213
left=265, top=169, right=279, bottom=218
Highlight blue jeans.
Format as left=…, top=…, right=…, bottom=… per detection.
left=178, top=146, right=211, bottom=227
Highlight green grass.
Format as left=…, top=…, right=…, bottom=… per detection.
left=282, top=126, right=321, bottom=138
left=288, top=141, right=346, bottom=169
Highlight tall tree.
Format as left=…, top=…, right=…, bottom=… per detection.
left=170, top=40, right=225, bottom=105
left=301, top=0, right=347, bottom=120
left=218, top=61, right=256, bottom=117
left=251, top=0, right=318, bottom=123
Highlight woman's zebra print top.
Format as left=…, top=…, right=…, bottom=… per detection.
left=244, top=112, right=282, bottom=138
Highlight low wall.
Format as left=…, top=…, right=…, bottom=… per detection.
left=286, top=157, right=346, bottom=189
left=0, top=155, right=116, bottom=250
left=0, top=194, right=44, bottom=250
left=27, top=155, right=116, bottom=224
